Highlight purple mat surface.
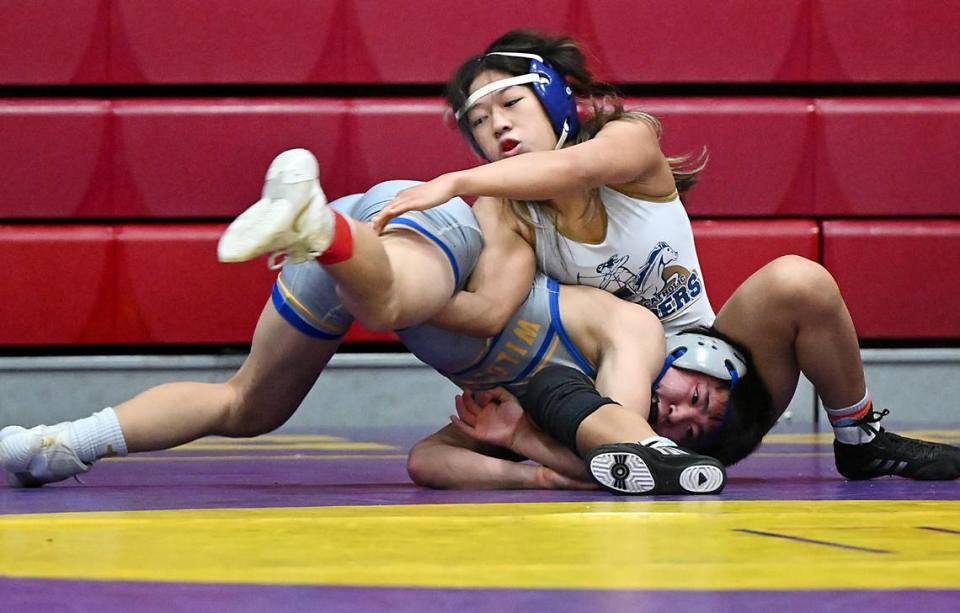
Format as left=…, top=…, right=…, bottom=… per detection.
left=2, top=428, right=957, bottom=516
left=2, top=425, right=958, bottom=613
left=2, top=578, right=957, bottom=613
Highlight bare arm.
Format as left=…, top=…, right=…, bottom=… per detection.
left=427, top=198, right=535, bottom=337
left=448, top=120, right=667, bottom=201
left=560, top=285, right=666, bottom=429
left=372, top=119, right=669, bottom=229
left=450, top=388, right=590, bottom=481
left=407, top=422, right=594, bottom=490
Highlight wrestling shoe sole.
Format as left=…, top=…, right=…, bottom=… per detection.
left=589, top=450, right=657, bottom=494
left=589, top=446, right=726, bottom=495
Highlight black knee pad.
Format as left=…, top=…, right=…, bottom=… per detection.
left=519, top=365, right=619, bottom=453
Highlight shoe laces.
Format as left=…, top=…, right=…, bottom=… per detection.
left=267, top=245, right=321, bottom=270
left=854, top=409, right=943, bottom=462
left=851, top=408, right=890, bottom=436
left=267, top=251, right=288, bottom=270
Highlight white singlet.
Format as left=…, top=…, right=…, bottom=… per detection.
left=529, top=185, right=716, bottom=334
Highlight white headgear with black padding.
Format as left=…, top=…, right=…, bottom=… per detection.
left=655, top=332, right=748, bottom=389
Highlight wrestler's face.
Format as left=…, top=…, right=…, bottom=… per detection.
left=652, top=367, right=730, bottom=448
left=464, top=70, right=559, bottom=161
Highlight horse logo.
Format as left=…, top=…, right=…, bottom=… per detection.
left=577, top=242, right=685, bottom=300
left=634, top=242, right=681, bottom=300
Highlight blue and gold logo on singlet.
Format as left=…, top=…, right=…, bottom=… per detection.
left=577, top=241, right=703, bottom=321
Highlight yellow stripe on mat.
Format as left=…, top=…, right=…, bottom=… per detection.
left=1, top=500, right=958, bottom=590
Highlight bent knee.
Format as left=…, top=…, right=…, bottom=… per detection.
left=216, top=383, right=294, bottom=438
left=761, top=255, right=841, bottom=310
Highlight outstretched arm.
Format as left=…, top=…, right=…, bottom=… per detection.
left=372, top=119, right=666, bottom=229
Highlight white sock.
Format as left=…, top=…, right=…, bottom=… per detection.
left=825, top=391, right=876, bottom=444
left=68, top=407, right=129, bottom=463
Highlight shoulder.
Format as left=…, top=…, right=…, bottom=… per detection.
left=562, top=284, right=661, bottom=338
left=472, top=196, right=507, bottom=217
left=559, top=284, right=664, bottom=371
left=474, top=196, right=534, bottom=243
left=593, top=117, right=660, bottom=144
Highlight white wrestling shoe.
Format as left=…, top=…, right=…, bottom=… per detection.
left=217, top=148, right=334, bottom=269
left=0, top=423, right=91, bottom=488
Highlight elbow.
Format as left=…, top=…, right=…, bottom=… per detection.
left=457, top=305, right=516, bottom=338
left=479, top=297, right=526, bottom=337
left=474, top=316, right=510, bottom=338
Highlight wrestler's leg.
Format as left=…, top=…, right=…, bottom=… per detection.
left=218, top=149, right=472, bottom=332
left=117, top=301, right=339, bottom=451
left=712, top=255, right=865, bottom=417
left=0, top=301, right=339, bottom=487
left=714, top=255, right=960, bottom=480
left=326, top=226, right=457, bottom=331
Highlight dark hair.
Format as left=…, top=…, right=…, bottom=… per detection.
left=445, top=29, right=706, bottom=247
left=681, top=326, right=776, bottom=466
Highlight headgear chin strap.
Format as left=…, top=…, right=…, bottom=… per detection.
left=455, top=51, right=580, bottom=151
left=654, top=332, right=748, bottom=389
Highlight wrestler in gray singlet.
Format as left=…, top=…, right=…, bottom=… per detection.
left=269, top=179, right=594, bottom=393
left=273, top=180, right=482, bottom=340
left=397, top=274, right=594, bottom=395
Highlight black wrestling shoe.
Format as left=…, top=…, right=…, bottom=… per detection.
left=587, top=440, right=726, bottom=495
left=834, top=409, right=960, bottom=480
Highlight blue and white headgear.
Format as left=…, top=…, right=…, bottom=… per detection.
left=655, top=332, right=748, bottom=389
left=650, top=332, right=749, bottom=443
left=454, top=52, right=580, bottom=154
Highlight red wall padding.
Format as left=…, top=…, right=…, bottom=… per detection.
left=693, top=220, right=820, bottom=312
left=340, top=0, right=575, bottom=84
left=0, top=223, right=397, bottom=345
left=0, top=101, right=112, bottom=218
left=581, top=0, right=809, bottom=83
left=3, top=1, right=958, bottom=344
left=0, top=222, right=826, bottom=345
left=823, top=220, right=960, bottom=339
left=5, top=0, right=960, bottom=84
left=0, top=99, right=480, bottom=219
left=810, top=0, right=960, bottom=83
left=634, top=98, right=815, bottom=217
left=109, top=0, right=575, bottom=85
left=814, top=98, right=960, bottom=217
left=110, top=0, right=341, bottom=84
left=112, top=99, right=352, bottom=218
left=113, top=224, right=276, bottom=344
left=340, top=99, right=479, bottom=188
left=0, top=225, right=114, bottom=344
left=7, top=98, right=960, bottom=220
left=0, top=0, right=109, bottom=84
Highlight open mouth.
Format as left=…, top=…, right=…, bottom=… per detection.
left=499, top=139, right=520, bottom=156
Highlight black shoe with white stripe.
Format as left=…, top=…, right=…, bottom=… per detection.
left=586, top=440, right=726, bottom=495
left=834, top=410, right=960, bottom=480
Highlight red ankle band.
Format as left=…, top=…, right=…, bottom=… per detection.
left=828, top=399, right=873, bottom=424
left=316, top=211, right=354, bottom=265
